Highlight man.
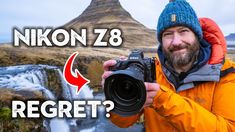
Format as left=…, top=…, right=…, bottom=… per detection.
left=102, top=0, right=235, bottom=131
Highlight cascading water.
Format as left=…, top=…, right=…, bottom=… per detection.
left=0, top=65, right=56, bottom=99
left=0, top=65, right=71, bottom=131
left=0, top=64, right=143, bottom=132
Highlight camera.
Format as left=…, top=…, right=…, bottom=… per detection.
left=104, top=50, right=156, bottom=116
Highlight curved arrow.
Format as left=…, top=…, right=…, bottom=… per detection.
left=63, top=52, right=90, bottom=94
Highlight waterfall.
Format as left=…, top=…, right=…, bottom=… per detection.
left=0, top=65, right=57, bottom=99
left=56, top=69, right=93, bottom=100
left=0, top=65, right=73, bottom=131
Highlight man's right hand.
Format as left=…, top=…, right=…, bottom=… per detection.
left=101, top=59, right=117, bottom=88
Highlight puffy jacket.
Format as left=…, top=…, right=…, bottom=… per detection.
left=109, top=18, right=235, bottom=131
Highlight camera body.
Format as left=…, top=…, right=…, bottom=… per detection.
left=104, top=50, right=156, bottom=116
left=111, top=50, right=156, bottom=82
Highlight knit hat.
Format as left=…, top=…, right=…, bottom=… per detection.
left=157, top=0, right=203, bottom=42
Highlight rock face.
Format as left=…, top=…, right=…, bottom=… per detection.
left=64, top=0, right=158, bottom=49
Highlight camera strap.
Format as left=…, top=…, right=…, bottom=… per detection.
left=220, top=67, right=235, bottom=78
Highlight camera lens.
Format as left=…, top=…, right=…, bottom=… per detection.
left=115, top=79, right=138, bottom=101
left=104, top=69, right=146, bottom=116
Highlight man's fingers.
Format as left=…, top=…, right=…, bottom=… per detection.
left=147, top=91, right=157, bottom=98
left=144, top=98, right=153, bottom=107
left=119, top=56, right=127, bottom=60
left=101, top=80, right=105, bottom=89
left=103, top=60, right=117, bottom=71
left=145, top=82, right=160, bottom=91
left=102, top=71, right=113, bottom=80
left=101, top=71, right=113, bottom=88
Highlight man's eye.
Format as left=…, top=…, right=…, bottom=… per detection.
left=163, top=32, right=172, bottom=37
left=180, top=29, right=189, bottom=33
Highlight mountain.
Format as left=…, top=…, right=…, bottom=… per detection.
left=226, top=33, right=235, bottom=41
left=63, top=0, right=157, bottom=49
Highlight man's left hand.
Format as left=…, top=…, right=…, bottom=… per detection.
left=143, top=82, right=160, bottom=108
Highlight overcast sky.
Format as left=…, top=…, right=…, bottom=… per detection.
left=1, top=0, right=234, bottom=43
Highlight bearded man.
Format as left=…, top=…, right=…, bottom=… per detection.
left=102, top=0, right=235, bottom=131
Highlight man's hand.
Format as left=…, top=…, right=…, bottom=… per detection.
left=101, top=56, right=127, bottom=88
left=101, top=59, right=117, bottom=88
left=143, top=82, right=160, bottom=108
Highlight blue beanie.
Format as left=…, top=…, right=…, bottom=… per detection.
left=157, top=0, right=203, bottom=42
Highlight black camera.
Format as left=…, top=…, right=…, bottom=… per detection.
left=104, top=50, right=156, bottom=116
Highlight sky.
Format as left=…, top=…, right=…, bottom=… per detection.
left=1, top=0, right=235, bottom=43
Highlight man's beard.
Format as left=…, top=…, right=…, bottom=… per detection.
left=163, top=40, right=200, bottom=68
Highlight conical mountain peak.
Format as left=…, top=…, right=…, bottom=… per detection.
left=90, top=0, right=120, bottom=6
left=64, top=0, right=157, bottom=49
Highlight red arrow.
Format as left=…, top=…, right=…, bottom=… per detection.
left=63, top=52, right=90, bottom=94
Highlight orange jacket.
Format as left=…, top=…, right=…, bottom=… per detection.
left=110, top=18, right=235, bottom=131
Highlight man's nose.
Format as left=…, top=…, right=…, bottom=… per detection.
left=171, top=33, right=182, bottom=46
